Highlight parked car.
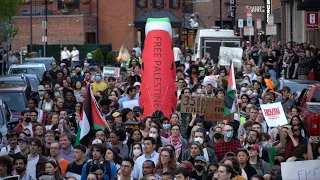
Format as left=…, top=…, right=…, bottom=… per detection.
left=23, top=57, right=55, bottom=71
left=274, top=79, right=320, bottom=98
left=0, top=74, right=32, bottom=93
left=0, top=84, right=31, bottom=122
left=0, top=99, right=11, bottom=135
left=298, top=84, right=320, bottom=136
left=8, top=63, right=46, bottom=80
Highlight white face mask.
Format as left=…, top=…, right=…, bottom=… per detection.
left=197, top=89, right=202, bottom=94
left=133, top=149, right=142, bottom=157
left=194, top=137, right=203, bottom=144
left=241, top=87, right=247, bottom=92
left=252, top=93, right=258, bottom=96
left=149, top=133, right=157, bottom=139
left=247, top=90, right=253, bottom=96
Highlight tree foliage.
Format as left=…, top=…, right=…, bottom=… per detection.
left=94, top=48, right=104, bottom=62
left=0, top=0, right=21, bottom=21
left=106, top=51, right=116, bottom=65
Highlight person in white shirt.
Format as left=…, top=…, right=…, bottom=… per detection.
left=132, top=42, right=141, bottom=57
left=173, top=44, right=182, bottom=66
left=132, top=137, right=159, bottom=180
left=61, top=47, right=71, bottom=66
left=0, top=131, right=20, bottom=156
left=71, top=46, right=80, bottom=69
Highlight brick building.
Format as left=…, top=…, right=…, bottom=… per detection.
left=11, top=0, right=183, bottom=53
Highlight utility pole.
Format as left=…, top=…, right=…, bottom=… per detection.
left=30, top=0, right=33, bottom=52
left=44, top=0, right=48, bottom=57
left=220, top=0, right=223, bottom=28
left=290, top=0, right=293, bottom=43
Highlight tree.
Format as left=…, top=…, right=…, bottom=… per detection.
left=106, top=51, right=116, bottom=65
left=94, top=48, right=104, bottom=62
left=0, top=0, right=21, bottom=44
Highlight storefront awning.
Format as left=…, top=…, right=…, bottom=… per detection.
left=297, top=0, right=320, bottom=11
left=134, top=10, right=181, bottom=28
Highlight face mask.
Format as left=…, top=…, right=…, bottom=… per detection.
left=195, top=165, right=204, bottom=172
left=39, top=91, right=44, bottom=96
left=149, top=133, right=157, bottom=139
left=220, top=73, right=225, bottom=76
left=247, top=90, right=253, bottom=96
left=133, top=149, right=142, bottom=157
left=252, top=93, right=258, bottom=96
left=197, top=89, right=202, bottom=94
left=95, top=76, right=101, bottom=81
left=125, top=128, right=133, bottom=134
left=194, top=137, right=204, bottom=144
left=163, top=124, right=171, bottom=130
left=25, top=117, right=31, bottom=123
left=84, top=63, right=89, bottom=66
left=241, top=87, right=247, bottom=92
left=226, top=131, right=233, bottom=138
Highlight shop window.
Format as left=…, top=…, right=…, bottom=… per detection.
left=57, top=0, right=80, bottom=9
left=137, top=0, right=148, bottom=8
left=170, top=0, right=180, bottom=9
left=153, top=0, right=163, bottom=9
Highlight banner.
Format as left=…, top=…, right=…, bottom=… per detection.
left=219, top=47, right=243, bottom=68
left=103, top=67, right=120, bottom=77
left=281, top=160, right=320, bottom=180
left=180, top=95, right=234, bottom=121
left=260, top=102, right=287, bottom=127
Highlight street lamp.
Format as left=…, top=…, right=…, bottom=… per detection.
left=44, top=0, right=48, bottom=57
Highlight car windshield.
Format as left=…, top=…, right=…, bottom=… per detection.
left=311, top=89, right=320, bottom=103
left=28, top=78, right=39, bottom=91
left=0, top=92, right=26, bottom=111
left=10, top=67, right=45, bottom=79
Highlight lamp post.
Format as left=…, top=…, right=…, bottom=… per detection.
left=220, top=0, right=223, bottom=28
left=30, top=0, right=33, bottom=52
left=44, top=0, right=48, bottom=57
left=290, top=0, right=293, bottom=43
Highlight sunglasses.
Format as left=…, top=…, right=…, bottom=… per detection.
left=293, top=129, right=300, bottom=132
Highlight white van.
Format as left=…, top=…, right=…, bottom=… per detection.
left=192, top=28, right=241, bottom=62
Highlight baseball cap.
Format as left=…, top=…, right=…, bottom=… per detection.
left=194, top=156, right=207, bottom=163
left=38, top=85, right=45, bottom=91
left=106, top=115, right=114, bottom=121
left=124, top=120, right=139, bottom=125
left=112, top=112, right=122, bottom=118
left=87, top=53, right=93, bottom=59
left=18, top=136, right=30, bottom=143
left=92, top=139, right=102, bottom=145
left=134, top=82, right=141, bottom=87
left=247, top=144, right=260, bottom=152
left=133, top=106, right=142, bottom=112
left=60, top=63, right=66, bottom=67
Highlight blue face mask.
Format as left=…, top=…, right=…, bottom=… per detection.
left=95, top=76, right=101, bottom=81
left=163, top=124, right=171, bottom=130
left=226, top=131, right=233, bottom=138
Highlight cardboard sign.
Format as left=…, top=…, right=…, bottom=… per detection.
left=3, top=175, right=19, bottom=180
left=261, top=102, right=287, bottom=127
left=219, top=47, right=243, bottom=68
left=103, top=67, right=120, bottom=77
left=281, top=160, right=320, bottom=180
left=180, top=95, right=206, bottom=114
left=205, top=98, right=234, bottom=121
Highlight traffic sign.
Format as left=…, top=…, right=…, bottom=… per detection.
left=238, top=19, right=244, bottom=28
left=256, top=19, right=262, bottom=29
left=266, top=24, right=277, bottom=35
left=268, top=14, right=274, bottom=24
left=244, top=26, right=254, bottom=36
left=306, top=12, right=319, bottom=29
left=247, top=16, right=253, bottom=27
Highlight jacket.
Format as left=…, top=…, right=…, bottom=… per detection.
left=36, top=155, right=48, bottom=178
left=182, top=147, right=218, bottom=164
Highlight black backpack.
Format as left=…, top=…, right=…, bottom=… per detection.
left=86, top=160, right=111, bottom=179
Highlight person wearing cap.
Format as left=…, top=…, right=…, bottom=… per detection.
left=190, top=156, right=207, bottom=180
left=60, top=47, right=71, bottom=66
left=133, top=81, right=141, bottom=91
left=15, top=136, right=30, bottom=158
left=112, top=111, right=125, bottom=131
left=86, top=53, right=94, bottom=65
left=247, top=144, right=270, bottom=176
left=126, top=50, right=142, bottom=68
left=118, top=86, right=138, bottom=109
left=133, top=106, right=142, bottom=122
left=236, top=148, right=257, bottom=180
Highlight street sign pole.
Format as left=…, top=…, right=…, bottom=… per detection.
left=240, top=28, right=243, bottom=37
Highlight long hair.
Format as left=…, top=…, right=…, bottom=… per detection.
left=129, top=142, right=143, bottom=159
left=221, top=157, right=242, bottom=176
left=149, top=126, right=163, bottom=151
left=106, top=147, right=122, bottom=165
left=45, top=158, right=64, bottom=180
left=155, top=148, right=177, bottom=173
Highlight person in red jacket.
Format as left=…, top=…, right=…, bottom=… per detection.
left=14, top=110, right=34, bottom=136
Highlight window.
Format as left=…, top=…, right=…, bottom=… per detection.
left=137, top=0, right=148, bottom=8
left=310, top=89, right=320, bottom=102
left=57, top=0, right=80, bottom=9
left=86, top=33, right=96, bottom=44
left=170, top=0, right=180, bottom=9
left=153, top=0, right=163, bottom=9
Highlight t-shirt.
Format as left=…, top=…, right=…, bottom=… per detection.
left=264, top=56, right=277, bottom=70
left=66, top=161, right=86, bottom=180
left=173, top=47, right=181, bottom=62
left=26, top=154, right=40, bottom=178
left=61, top=50, right=71, bottom=60
left=59, top=159, right=71, bottom=176
left=71, top=50, right=80, bottom=61
left=91, top=82, right=108, bottom=95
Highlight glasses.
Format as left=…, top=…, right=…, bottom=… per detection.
left=293, top=129, right=300, bottom=132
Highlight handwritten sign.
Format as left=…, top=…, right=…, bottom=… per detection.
left=180, top=95, right=206, bottom=114
left=123, top=100, right=139, bottom=110
left=219, top=47, right=243, bottom=68
left=261, top=102, right=287, bottom=127
left=103, top=67, right=120, bottom=77
left=205, top=98, right=234, bottom=121
left=281, top=160, right=320, bottom=180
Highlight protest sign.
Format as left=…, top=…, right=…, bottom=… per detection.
left=123, top=100, right=139, bottom=110
left=3, top=175, right=19, bottom=180
left=219, top=47, right=243, bottom=68
left=281, top=160, right=320, bottom=180
left=205, top=98, right=234, bottom=121
left=203, top=75, right=218, bottom=87
left=103, top=67, right=120, bottom=77
left=260, top=102, right=287, bottom=127
left=180, top=95, right=206, bottom=114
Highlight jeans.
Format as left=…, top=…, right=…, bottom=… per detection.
left=71, top=61, right=79, bottom=69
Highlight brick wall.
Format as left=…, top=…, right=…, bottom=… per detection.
left=272, top=0, right=281, bottom=10
left=194, top=0, right=266, bottom=28
left=11, top=15, right=97, bottom=52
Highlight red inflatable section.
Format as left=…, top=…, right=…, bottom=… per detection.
left=140, top=30, right=177, bottom=118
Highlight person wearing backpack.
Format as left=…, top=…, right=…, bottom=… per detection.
left=81, top=143, right=117, bottom=180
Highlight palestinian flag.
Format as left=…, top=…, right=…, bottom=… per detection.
left=76, top=86, right=108, bottom=145
left=224, top=61, right=236, bottom=116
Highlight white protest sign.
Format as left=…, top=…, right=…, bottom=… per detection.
left=203, top=75, right=218, bottom=88
left=218, top=47, right=243, bottom=68
left=261, top=102, right=287, bottom=127
left=123, top=100, right=139, bottom=110
left=103, top=67, right=120, bottom=77
left=281, top=160, right=320, bottom=180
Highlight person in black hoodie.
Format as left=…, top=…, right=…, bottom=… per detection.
left=236, top=148, right=257, bottom=180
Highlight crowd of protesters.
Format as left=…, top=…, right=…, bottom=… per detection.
left=0, top=40, right=318, bottom=180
